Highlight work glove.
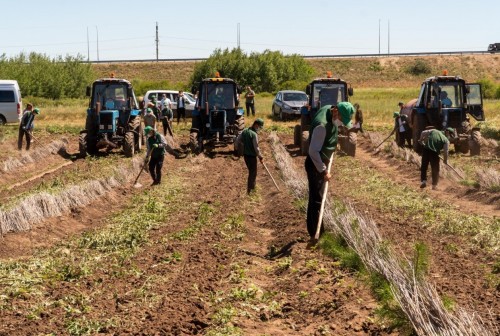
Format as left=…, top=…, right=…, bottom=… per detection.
left=153, top=144, right=159, bottom=148
left=259, top=157, right=263, bottom=164
left=21, top=126, right=26, bottom=130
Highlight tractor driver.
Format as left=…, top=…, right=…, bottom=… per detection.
left=440, top=91, right=452, bottom=108
left=210, top=87, right=225, bottom=109
left=104, top=87, right=116, bottom=109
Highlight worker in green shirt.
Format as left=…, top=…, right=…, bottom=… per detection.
left=144, top=126, right=167, bottom=186
left=235, top=118, right=264, bottom=194
left=419, top=126, right=452, bottom=190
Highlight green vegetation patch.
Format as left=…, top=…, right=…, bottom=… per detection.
left=334, top=157, right=499, bottom=251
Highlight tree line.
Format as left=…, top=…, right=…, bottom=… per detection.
left=1, top=49, right=315, bottom=99
left=0, top=52, right=94, bottom=99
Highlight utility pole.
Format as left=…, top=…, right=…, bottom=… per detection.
left=156, top=22, right=159, bottom=61
left=388, top=20, right=390, bottom=55
left=95, top=26, right=99, bottom=61
left=86, top=27, right=90, bottom=62
left=237, top=23, right=240, bottom=49
left=378, top=19, right=381, bottom=55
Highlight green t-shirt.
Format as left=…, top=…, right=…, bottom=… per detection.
left=147, top=132, right=166, bottom=158
left=242, top=127, right=258, bottom=156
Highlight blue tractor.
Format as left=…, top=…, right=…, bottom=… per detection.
left=79, top=77, right=143, bottom=157
left=190, top=74, right=244, bottom=153
left=294, top=73, right=356, bottom=156
left=408, top=73, right=484, bottom=155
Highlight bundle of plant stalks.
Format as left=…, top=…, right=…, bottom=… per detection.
left=476, top=168, right=500, bottom=191
left=1, top=138, right=69, bottom=173
left=268, top=132, right=494, bottom=336
left=0, top=158, right=137, bottom=235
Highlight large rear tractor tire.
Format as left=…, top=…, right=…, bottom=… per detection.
left=235, top=116, right=245, bottom=135
left=79, top=132, right=88, bottom=158
left=300, top=131, right=309, bottom=156
left=294, top=125, right=301, bottom=146
left=412, top=113, right=426, bottom=153
left=123, top=131, right=135, bottom=157
left=469, top=129, right=482, bottom=156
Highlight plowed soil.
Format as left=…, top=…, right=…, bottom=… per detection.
left=0, top=130, right=498, bottom=335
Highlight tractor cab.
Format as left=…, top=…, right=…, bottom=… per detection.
left=295, top=72, right=356, bottom=156
left=190, top=74, right=244, bottom=153
left=80, top=77, right=142, bottom=157
left=303, top=74, right=353, bottom=118
left=411, top=73, right=484, bottom=155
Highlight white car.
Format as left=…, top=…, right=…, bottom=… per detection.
left=144, top=90, right=196, bottom=118
left=0, top=80, right=23, bottom=125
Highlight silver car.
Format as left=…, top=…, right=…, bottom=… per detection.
left=272, top=90, right=308, bottom=120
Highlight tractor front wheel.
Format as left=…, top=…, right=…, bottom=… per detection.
left=469, top=129, right=482, bottom=156
left=123, top=131, right=135, bottom=157
left=294, top=125, right=301, bottom=146
left=300, top=131, right=309, bottom=156
left=189, top=129, right=200, bottom=154
left=79, top=132, right=88, bottom=158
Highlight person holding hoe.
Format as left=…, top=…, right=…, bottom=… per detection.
left=144, top=126, right=167, bottom=186
left=18, top=106, right=40, bottom=151
left=305, top=103, right=351, bottom=244
left=235, top=118, right=264, bottom=194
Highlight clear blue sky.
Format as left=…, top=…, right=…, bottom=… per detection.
left=1, top=0, right=498, bottom=61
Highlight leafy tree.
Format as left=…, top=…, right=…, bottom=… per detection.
left=189, top=48, right=314, bottom=93
left=0, top=52, right=94, bottom=99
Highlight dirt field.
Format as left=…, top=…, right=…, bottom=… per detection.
left=0, top=128, right=498, bottom=335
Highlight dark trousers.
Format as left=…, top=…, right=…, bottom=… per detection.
left=18, top=127, right=32, bottom=150
left=305, top=156, right=325, bottom=239
left=398, top=130, right=411, bottom=147
left=177, top=107, right=186, bottom=123
left=420, top=148, right=440, bottom=186
left=148, top=155, right=164, bottom=183
left=244, top=155, right=257, bottom=193
left=161, top=119, right=172, bottom=136
left=246, top=102, right=255, bottom=116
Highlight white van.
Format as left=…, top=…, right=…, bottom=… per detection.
left=143, top=90, right=196, bottom=118
left=0, top=80, right=22, bottom=125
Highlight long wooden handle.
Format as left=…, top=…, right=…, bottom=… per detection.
left=262, top=162, right=280, bottom=191
left=314, top=153, right=334, bottom=240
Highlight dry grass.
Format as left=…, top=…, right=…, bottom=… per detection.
left=2, top=138, right=69, bottom=173
left=268, top=132, right=495, bottom=336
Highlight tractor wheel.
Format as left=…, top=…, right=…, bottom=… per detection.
left=339, top=132, right=357, bottom=157
left=294, top=125, right=301, bottom=146
left=279, top=109, right=285, bottom=121
left=235, top=116, right=245, bottom=135
left=234, top=138, right=243, bottom=157
left=135, top=122, right=143, bottom=152
left=454, top=139, right=469, bottom=154
left=189, top=129, right=199, bottom=153
left=412, top=113, right=426, bottom=153
left=300, top=114, right=310, bottom=132
left=469, top=129, right=482, bottom=156
left=79, top=132, right=88, bottom=158
left=300, top=131, right=309, bottom=156
left=123, top=131, right=135, bottom=157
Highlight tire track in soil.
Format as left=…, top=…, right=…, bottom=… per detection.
left=280, top=133, right=499, bottom=330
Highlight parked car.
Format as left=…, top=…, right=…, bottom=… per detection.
left=144, top=90, right=196, bottom=118
left=272, top=90, right=308, bottom=120
left=0, top=80, right=22, bottom=125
